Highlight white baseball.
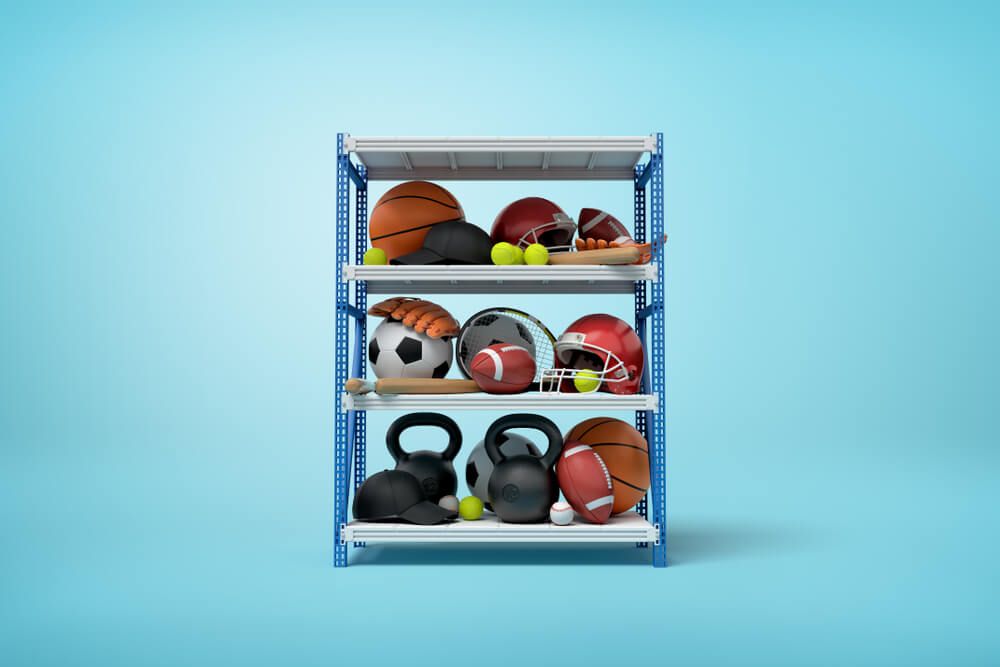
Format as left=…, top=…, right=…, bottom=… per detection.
left=438, top=495, right=459, bottom=513
left=549, top=502, right=574, bottom=525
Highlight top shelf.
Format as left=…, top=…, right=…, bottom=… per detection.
left=345, top=135, right=655, bottom=181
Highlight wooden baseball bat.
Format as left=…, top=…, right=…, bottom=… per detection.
left=548, top=246, right=641, bottom=265
left=344, top=378, right=482, bottom=395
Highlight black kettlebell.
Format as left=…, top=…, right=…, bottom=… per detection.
left=485, top=414, right=563, bottom=523
left=386, top=412, right=462, bottom=504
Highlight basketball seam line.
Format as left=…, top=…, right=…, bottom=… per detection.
left=374, top=194, right=461, bottom=210
left=370, top=217, right=465, bottom=241
left=589, top=443, right=649, bottom=453
left=610, top=475, right=646, bottom=492
left=568, top=419, right=617, bottom=441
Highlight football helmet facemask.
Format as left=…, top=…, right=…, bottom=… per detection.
left=540, top=314, right=644, bottom=395
left=491, top=197, right=576, bottom=253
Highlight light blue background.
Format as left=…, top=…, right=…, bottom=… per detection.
left=2, top=2, right=997, bottom=665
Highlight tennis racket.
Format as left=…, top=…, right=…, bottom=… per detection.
left=456, top=307, right=558, bottom=385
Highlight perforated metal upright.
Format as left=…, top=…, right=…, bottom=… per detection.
left=335, top=137, right=371, bottom=566
left=334, top=134, right=667, bottom=567
left=647, top=133, right=667, bottom=567
left=333, top=133, right=351, bottom=567
left=351, top=164, right=368, bottom=548
left=633, top=161, right=650, bottom=550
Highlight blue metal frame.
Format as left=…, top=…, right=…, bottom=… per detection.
left=648, top=132, right=667, bottom=567
left=633, top=162, right=649, bottom=549
left=333, top=134, right=351, bottom=567
left=351, top=164, right=368, bottom=548
left=334, top=132, right=667, bottom=568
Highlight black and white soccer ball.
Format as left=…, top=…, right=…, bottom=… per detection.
left=458, top=313, right=537, bottom=372
left=465, top=433, right=541, bottom=511
left=368, top=319, right=453, bottom=379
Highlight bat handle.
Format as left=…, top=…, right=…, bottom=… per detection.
left=344, top=378, right=375, bottom=395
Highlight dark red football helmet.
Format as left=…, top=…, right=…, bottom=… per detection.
left=540, top=314, right=644, bottom=395
left=491, top=197, right=576, bottom=252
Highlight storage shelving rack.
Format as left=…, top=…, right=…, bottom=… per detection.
left=335, top=134, right=667, bottom=567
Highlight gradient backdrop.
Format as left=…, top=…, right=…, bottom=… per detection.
left=1, top=2, right=997, bottom=665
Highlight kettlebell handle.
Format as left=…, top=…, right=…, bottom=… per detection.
left=484, top=414, right=563, bottom=469
left=386, top=412, right=462, bottom=462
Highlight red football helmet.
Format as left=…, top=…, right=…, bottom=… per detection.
left=540, top=314, right=644, bottom=395
left=491, top=197, right=576, bottom=252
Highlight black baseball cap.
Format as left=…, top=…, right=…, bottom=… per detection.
left=391, top=220, right=492, bottom=265
left=352, top=470, right=457, bottom=525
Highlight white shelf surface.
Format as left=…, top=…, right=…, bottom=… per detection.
left=343, top=511, right=656, bottom=544
left=344, top=135, right=655, bottom=181
left=343, top=264, right=657, bottom=294
left=343, top=392, right=657, bottom=412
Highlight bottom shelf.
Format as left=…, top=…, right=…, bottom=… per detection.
left=343, top=511, right=656, bottom=544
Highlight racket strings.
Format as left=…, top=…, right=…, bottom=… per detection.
left=458, top=312, right=556, bottom=382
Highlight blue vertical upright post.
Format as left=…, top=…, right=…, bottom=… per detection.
left=649, top=132, right=667, bottom=567
left=333, top=133, right=351, bottom=567
left=351, top=164, right=368, bottom=548
left=633, top=162, right=649, bottom=549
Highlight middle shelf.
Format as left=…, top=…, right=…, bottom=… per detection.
left=342, top=392, right=658, bottom=411
left=343, top=264, right=657, bottom=294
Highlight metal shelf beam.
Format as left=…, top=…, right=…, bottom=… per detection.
left=343, top=264, right=657, bottom=294
left=343, top=392, right=658, bottom=412
left=355, top=167, right=637, bottom=181
left=344, top=136, right=656, bottom=153
left=345, top=135, right=655, bottom=181
left=343, top=511, right=656, bottom=544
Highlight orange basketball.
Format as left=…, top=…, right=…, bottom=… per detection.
left=565, top=417, right=650, bottom=515
left=369, top=181, right=465, bottom=260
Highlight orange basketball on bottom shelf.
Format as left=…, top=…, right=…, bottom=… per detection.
left=564, top=417, right=650, bottom=514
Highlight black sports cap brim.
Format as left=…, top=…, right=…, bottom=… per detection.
left=398, top=501, right=458, bottom=525
left=390, top=248, right=448, bottom=265
left=391, top=250, right=489, bottom=265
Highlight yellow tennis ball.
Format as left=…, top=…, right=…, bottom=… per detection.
left=491, top=242, right=518, bottom=265
left=573, top=369, right=601, bottom=393
left=459, top=496, right=484, bottom=520
left=523, top=243, right=549, bottom=265
left=511, top=245, right=525, bottom=265
left=363, top=247, right=387, bottom=265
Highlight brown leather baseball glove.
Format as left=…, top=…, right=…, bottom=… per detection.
left=574, top=235, right=667, bottom=264
left=367, top=297, right=459, bottom=339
